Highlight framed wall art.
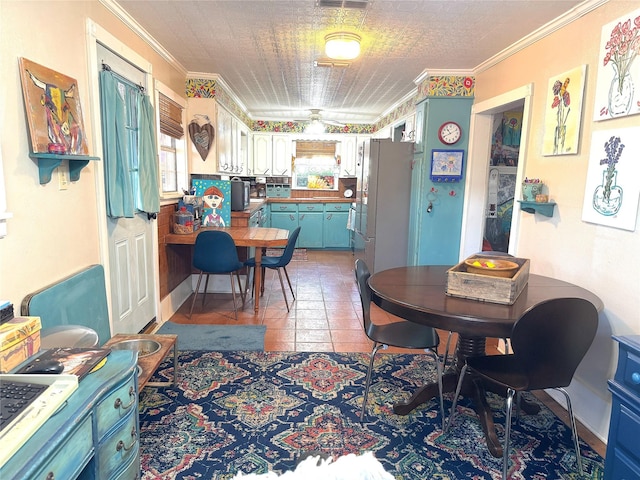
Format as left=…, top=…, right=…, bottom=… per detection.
left=19, top=58, right=89, bottom=155
left=581, top=127, right=640, bottom=231
left=191, top=178, right=231, bottom=227
left=542, top=65, right=587, bottom=156
left=593, top=7, right=640, bottom=121
left=430, top=149, right=464, bottom=182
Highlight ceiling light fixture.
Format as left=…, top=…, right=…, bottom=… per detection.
left=325, top=32, right=361, bottom=61
left=304, top=119, right=326, bottom=135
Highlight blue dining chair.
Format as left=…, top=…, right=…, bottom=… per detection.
left=189, top=230, right=245, bottom=320
left=355, top=259, right=445, bottom=426
left=244, top=227, right=301, bottom=312
left=446, top=297, right=598, bottom=479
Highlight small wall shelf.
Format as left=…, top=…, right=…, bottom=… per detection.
left=29, top=153, right=100, bottom=185
left=518, top=200, right=556, bottom=217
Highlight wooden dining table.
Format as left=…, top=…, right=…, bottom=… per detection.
left=165, top=226, right=289, bottom=313
left=368, top=265, right=603, bottom=457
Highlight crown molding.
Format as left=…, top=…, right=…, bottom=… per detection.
left=376, top=87, right=418, bottom=123
left=414, top=69, right=475, bottom=84
left=474, top=0, right=609, bottom=73
left=187, top=72, right=248, bottom=113
left=100, top=0, right=187, bottom=76
left=186, top=72, right=220, bottom=82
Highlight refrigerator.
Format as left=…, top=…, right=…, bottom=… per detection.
left=354, top=138, right=414, bottom=273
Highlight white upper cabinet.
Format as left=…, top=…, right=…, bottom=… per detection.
left=272, top=135, right=292, bottom=176
left=216, top=105, right=232, bottom=173
left=217, top=106, right=250, bottom=175
left=252, top=133, right=272, bottom=175
left=337, top=135, right=358, bottom=177
left=239, top=126, right=249, bottom=175
left=403, top=114, right=416, bottom=142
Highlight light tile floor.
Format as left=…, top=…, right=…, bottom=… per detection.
left=167, top=249, right=605, bottom=457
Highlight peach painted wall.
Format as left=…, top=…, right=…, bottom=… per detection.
left=0, top=1, right=185, bottom=316
left=474, top=0, right=640, bottom=441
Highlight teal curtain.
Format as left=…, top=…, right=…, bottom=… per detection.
left=99, top=69, right=159, bottom=218
left=138, top=94, right=160, bottom=214
left=100, top=70, right=134, bottom=218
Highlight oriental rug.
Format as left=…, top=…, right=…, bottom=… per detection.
left=138, top=351, right=604, bottom=479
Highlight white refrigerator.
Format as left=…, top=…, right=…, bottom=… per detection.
left=354, top=138, right=414, bottom=273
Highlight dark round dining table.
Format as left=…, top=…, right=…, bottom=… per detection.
left=368, top=265, right=603, bottom=457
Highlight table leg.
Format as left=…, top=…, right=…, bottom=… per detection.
left=393, top=336, right=486, bottom=415
left=253, top=248, right=262, bottom=314
left=393, top=335, right=513, bottom=458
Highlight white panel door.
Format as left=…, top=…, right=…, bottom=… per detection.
left=96, top=39, right=157, bottom=335
left=107, top=215, right=155, bottom=334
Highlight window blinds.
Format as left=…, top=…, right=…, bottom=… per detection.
left=159, top=93, right=184, bottom=138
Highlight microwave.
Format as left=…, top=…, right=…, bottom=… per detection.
left=231, top=178, right=250, bottom=211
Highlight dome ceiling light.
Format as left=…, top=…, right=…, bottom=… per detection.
left=324, top=32, right=361, bottom=61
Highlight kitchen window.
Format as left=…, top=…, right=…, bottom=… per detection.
left=292, top=141, right=338, bottom=190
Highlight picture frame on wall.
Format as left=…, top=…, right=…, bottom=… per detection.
left=191, top=178, right=232, bottom=227
left=542, top=65, right=587, bottom=156
left=581, top=127, right=640, bottom=231
left=593, top=7, right=640, bottom=121
left=430, top=149, right=464, bottom=182
left=18, top=57, right=89, bottom=155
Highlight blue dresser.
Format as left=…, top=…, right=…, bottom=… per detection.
left=1, top=350, right=139, bottom=479
left=605, top=335, right=640, bottom=479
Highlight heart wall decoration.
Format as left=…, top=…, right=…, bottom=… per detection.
left=188, top=118, right=215, bottom=161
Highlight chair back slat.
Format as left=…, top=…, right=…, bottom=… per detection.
left=511, top=297, right=598, bottom=390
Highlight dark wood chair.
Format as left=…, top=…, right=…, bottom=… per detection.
left=446, top=297, right=598, bottom=479
left=355, top=259, right=445, bottom=426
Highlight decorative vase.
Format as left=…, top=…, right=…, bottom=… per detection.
left=593, top=170, right=623, bottom=216
left=553, top=124, right=566, bottom=155
left=522, top=183, right=543, bottom=202
left=608, top=64, right=634, bottom=117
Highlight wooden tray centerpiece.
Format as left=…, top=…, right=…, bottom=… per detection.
left=446, top=254, right=530, bottom=305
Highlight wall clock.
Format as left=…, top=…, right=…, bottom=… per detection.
left=438, top=121, right=462, bottom=145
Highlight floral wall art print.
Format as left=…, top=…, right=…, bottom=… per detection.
left=543, top=65, right=586, bottom=155
left=581, top=127, right=640, bottom=231
left=593, top=8, right=640, bottom=121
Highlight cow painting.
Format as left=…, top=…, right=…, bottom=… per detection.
left=19, top=58, right=88, bottom=155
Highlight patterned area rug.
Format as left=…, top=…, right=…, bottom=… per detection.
left=138, top=351, right=604, bottom=479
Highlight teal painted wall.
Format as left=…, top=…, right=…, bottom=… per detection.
left=409, top=97, right=474, bottom=265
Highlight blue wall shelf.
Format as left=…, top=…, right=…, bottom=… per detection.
left=29, top=153, right=100, bottom=185
left=518, top=200, right=556, bottom=217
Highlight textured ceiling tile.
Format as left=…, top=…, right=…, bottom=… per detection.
left=117, top=0, right=584, bottom=123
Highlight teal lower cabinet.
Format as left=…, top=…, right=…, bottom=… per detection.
left=268, top=202, right=351, bottom=249
left=270, top=203, right=297, bottom=233
left=324, top=203, right=351, bottom=248
left=298, top=203, right=324, bottom=248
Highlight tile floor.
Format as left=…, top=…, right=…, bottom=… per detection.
left=167, top=249, right=606, bottom=457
